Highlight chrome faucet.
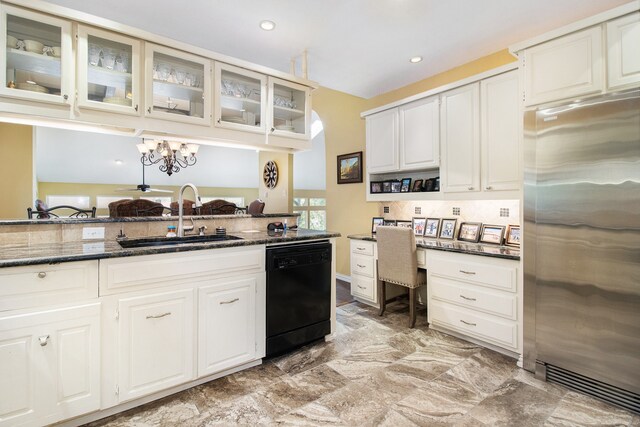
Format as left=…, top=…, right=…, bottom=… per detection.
left=178, top=183, right=202, bottom=237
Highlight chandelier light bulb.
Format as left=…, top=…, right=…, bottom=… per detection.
left=138, top=139, right=199, bottom=176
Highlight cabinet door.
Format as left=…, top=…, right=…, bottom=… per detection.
left=0, top=4, right=73, bottom=105
left=198, top=276, right=257, bottom=376
left=77, top=25, right=141, bottom=115
left=118, top=288, right=194, bottom=402
left=607, top=12, right=640, bottom=90
left=440, top=83, right=480, bottom=193
left=215, top=62, right=267, bottom=133
left=524, top=26, right=603, bottom=106
left=366, top=108, right=399, bottom=173
left=144, top=43, right=211, bottom=126
left=481, top=71, right=521, bottom=192
left=267, top=76, right=311, bottom=140
left=399, top=96, right=439, bottom=170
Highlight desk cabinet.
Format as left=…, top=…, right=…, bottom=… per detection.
left=350, top=240, right=378, bottom=303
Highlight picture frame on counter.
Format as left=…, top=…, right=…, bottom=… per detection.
left=439, top=218, right=457, bottom=240
left=383, top=219, right=397, bottom=226
left=458, top=222, right=482, bottom=243
left=400, top=178, right=411, bottom=192
left=412, top=179, right=423, bottom=192
left=337, top=151, right=363, bottom=184
left=424, top=218, right=440, bottom=238
left=382, top=181, right=392, bottom=193
left=371, top=217, right=384, bottom=234
left=370, top=181, right=383, bottom=193
left=391, top=180, right=402, bottom=193
left=505, top=225, right=521, bottom=247
left=480, top=224, right=506, bottom=245
left=396, top=220, right=412, bottom=229
left=423, top=178, right=435, bottom=192
left=412, top=217, right=426, bottom=236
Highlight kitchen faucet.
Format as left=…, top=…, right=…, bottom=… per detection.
left=178, top=183, right=202, bottom=237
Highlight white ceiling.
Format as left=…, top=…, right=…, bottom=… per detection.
left=44, top=0, right=630, bottom=98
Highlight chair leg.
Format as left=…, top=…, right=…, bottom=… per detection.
left=409, top=287, right=417, bottom=328
left=378, top=280, right=386, bottom=316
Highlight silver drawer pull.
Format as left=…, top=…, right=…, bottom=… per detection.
left=459, top=295, right=477, bottom=301
left=460, top=320, right=476, bottom=327
left=37, top=272, right=47, bottom=279
left=39, top=335, right=50, bottom=346
left=220, top=298, right=239, bottom=305
left=459, top=270, right=476, bottom=275
left=357, top=264, right=366, bottom=268
left=356, top=247, right=366, bottom=251
left=357, top=285, right=366, bottom=290
left=146, top=312, right=171, bottom=319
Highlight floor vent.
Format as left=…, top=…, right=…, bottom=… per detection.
left=545, top=364, right=640, bottom=414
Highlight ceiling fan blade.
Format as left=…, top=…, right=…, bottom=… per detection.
left=144, top=188, right=173, bottom=193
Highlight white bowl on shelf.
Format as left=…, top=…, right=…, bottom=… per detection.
left=6, top=35, right=18, bottom=49
left=52, top=46, right=61, bottom=57
left=24, top=39, right=44, bottom=54
left=16, top=82, right=49, bottom=93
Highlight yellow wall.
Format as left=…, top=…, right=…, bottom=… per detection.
left=0, top=123, right=33, bottom=219
left=258, top=151, right=293, bottom=214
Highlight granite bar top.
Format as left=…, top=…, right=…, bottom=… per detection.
left=348, top=234, right=520, bottom=260
left=0, top=229, right=340, bottom=268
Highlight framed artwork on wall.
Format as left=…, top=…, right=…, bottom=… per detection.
left=337, top=151, right=362, bottom=184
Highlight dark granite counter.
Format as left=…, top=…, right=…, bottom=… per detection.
left=348, top=234, right=520, bottom=260
left=0, top=229, right=339, bottom=268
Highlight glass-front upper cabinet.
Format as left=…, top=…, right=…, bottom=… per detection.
left=77, top=26, right=141, bottom=115
left=267, top=77, right=311, bottom=140
left=0, top=4, right=73, bottom=105
left=214, top=62, right=266, bottom=133
left=145, top=43, right=211, bottom=126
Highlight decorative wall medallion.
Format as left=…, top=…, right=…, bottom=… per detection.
left=263, top=160, right=278, bottom=189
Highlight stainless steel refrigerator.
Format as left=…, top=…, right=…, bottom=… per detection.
left=524, top=89, right=640, bottom=413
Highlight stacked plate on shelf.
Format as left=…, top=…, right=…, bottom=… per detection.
left=275, top=125, right=294, bottom=131
left=16, top=82, right=48, bottom=93
left=103, top=97, right=131, bottom=106
left=222, top=116, right=246, bottom=124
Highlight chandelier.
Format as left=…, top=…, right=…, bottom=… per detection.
left=136, top=139, right=199, bottom=176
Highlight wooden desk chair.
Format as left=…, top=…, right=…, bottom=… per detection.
left=376, top=226, right=426, bottom=328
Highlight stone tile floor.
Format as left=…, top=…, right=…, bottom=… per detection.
left=88, top=300, right=639, bottom=426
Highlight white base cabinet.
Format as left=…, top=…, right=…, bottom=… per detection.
left=0, top=303, right=100, bottom=427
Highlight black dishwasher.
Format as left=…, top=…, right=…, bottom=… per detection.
left=266, top=241, right=332, bottom=357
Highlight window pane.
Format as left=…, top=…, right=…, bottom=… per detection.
left=46, top=195, right=91, bottom=209
left=310, top=210, right=326, bottom=231
left=293, top=198, right=307, bottom=207
left=294, top=210, right=308, bottom=229
left=309, top=198, right=326, bottom=206
left=141, top=196, right=172, bottom=207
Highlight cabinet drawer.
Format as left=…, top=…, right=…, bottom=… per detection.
left=350, top=240, right=374, bottom=256
left=100, top=246, right=264, bottom=295
left=350, top=254, right=375, bottom=278
left=430, top=276, right=517, bottom=320
left=430, top=300, right=518, bottom=351
left=427, top=252, right=517, bottom=292
left=351, top=274, right=376, bottom=302
left=0, top=261, right=98, bottom=312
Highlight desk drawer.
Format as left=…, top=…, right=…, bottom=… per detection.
left=430, top=300, right=518, bottom=351
left=430, top=276, right=517, bottom=320
left=427, top=252, right=517, bottom=292
left=351, top=274, right=376, bottom=301
left=350, top=254, right=375, bottom=278
left=350, top=240, right=374, bottom=256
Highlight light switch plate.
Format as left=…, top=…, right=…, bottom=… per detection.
left=83, top=227, right=105, bottom=240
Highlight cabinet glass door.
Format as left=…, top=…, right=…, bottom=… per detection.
left=268, top=77, right=310, bottom=139
left=77, top=26, right=140, bottom=115
left=214, top=62, right=266, bottom=133
left=1, top=5, right=72, bottom=104
left=145, top=43, right=211, bottom=125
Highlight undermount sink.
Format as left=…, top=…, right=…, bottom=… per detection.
left=118, top=234, right=243, bottom=248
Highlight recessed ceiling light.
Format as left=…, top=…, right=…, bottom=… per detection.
left=260, top=20, right=275, bottom=31
left=409, top=56, right=423, bottom=63
left=115, top=159, right=123, bottom=165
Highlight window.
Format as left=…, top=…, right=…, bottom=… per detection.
left=201, top=196, right=245, bottom=207
left=293, top=196, right=326, bottom=230
left=45, top=195, right=90, bottom=209
left=96, top=196, right=132, bottom=209
left=141, top=196, right=172, bottom=207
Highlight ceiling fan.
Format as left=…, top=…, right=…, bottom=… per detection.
left=116, top=163, right=173, bottom=193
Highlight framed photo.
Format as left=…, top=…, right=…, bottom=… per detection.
left=400, top=178, right=411, bottom=193
left=337, top=151, right=363, bottom=184
left=382, top=181, right=392, bottom=193
left=480, top=224, right=506, bottom=245
left=412, top=179, right=423, bottom=192
left=391, top=181, right=402, bottom=193
left=439, top=218, right=457, bottom=240
left=424, top=218, right=440, bottom=238
left=458, top=222, right=482, bottom=243
left=505, top=225, right=521, bottom=247
left=396, top=220, right=412, bottom=229
left=370, top=181, right=382, bottom=194
left=383, top=219, right=397, bottom=226
left=371, top=217, right=384, bottom=234
left=412, top=217, right=426, bottom=236
left=424, top=178, right=434, bottom=192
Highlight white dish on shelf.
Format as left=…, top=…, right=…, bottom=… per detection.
left=275, top=125, right=295, bottom=131
left=24, top=39, right=44, bottom=54
left=16, top=82, right=49, bottom=93
left=103, top=97, right=131, bottom=106
left=6, top=35, right=18, bottom=49
left=222, top=116, right=246, bottom=124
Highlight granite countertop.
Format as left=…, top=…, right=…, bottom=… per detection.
left=0, top=229, right=340, bottom=268
left=348, top=234, right=520, bottom=260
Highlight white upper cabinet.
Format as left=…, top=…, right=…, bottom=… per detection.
left=214, top=62, right=266, bottom=133
left=77, top=25, right=141, bottom=115
left=0, top=4, right=73, bottom=105
left=145, top=43, right=212, bottom=126
left=440, top=83, right=481, bottom=193
left=267, top=76, right=311, bottom=140
left=523, top=26, right=603, bottom=106
left=366, top=108, right=399, bottom=173
left=607, top=12, right=640, bottom=90
left=481, top=71, right=521, bottom=192
left=399, top=95, right=440, bottom=171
